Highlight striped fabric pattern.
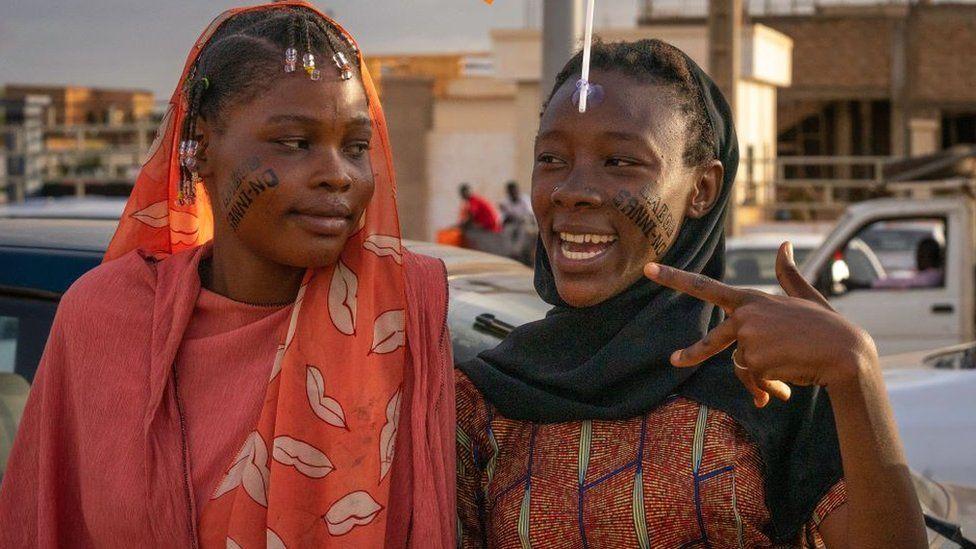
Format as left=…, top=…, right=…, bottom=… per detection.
left=456, top=370, right=847, bottom=549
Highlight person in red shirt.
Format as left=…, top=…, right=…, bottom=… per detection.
left=459, top=183, right=502, bottom=233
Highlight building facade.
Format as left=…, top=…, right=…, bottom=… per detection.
left=377, top=22, right=793, bottom=240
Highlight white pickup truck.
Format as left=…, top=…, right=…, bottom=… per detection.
left=799, top=198, right=975, bottom=356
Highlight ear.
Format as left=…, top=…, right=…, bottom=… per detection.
left=194, top=117, right=214, bottom=180
left=685, top=160, right=723, bottom=219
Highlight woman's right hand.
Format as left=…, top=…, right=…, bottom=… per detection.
left=643, top=242, right=879, bottom=407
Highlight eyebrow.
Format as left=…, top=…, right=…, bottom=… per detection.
left=348, top=113, right=372, bottom=127
left=263, top=113, right=372, bottom=127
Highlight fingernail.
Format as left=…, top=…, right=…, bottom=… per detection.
left=670, top=350, right=683, bottom=365
left=644, top=263, right=661, bottom=278
left=786, top=241, right=795, bottom=265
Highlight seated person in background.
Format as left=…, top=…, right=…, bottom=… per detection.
left=873, top=237, right=944, bottom=289
left=499, top=180, right=534, bottom=227
left=459, top=183, right=502, bottom=233
left=499, top=181, right=537, bottom=265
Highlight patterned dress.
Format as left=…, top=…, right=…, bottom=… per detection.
left=456, top=370, right=846, bottom=548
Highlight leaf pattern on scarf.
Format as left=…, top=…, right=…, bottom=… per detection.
left=306, top=365, right=347, bottom=429
left=270, top=281, right=309, bottom=381
left=355, top=208, right=368, bottom=234
left=131, top=200, right=169, bottom=228
left=324, top=491, right=384, bottom=536
left=211, top=437, right=252, bottom=499
left=328, top=261, right=358, bottom=335
left=370, top=309, right=405, bottom=354
left=363, top=234, right=403, bottom=264
left=169, top=209, right=200, bottom=246
left=212, top=431, right=269, bottom=508
left=226, top=538, right=243, bottom=549
left=141, top=106, right=172, bottom=166
left=272, top=436, right=335, bottom=479
left=379, top=387, right=402, bottom=481
left=266, top=528, right=287, bottom=549
left=241, top=431, right=271, bottom=507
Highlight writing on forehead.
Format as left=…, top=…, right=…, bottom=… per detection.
left=222, top=156, right=280, bottom=231
left=611, top=188, right=677, bottom=256
left=572, top=82, right=605, bottom=110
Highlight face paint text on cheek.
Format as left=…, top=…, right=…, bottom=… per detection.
left=224, top=157, right=280, bottom=230
left=611, top=189, right=677, bottom=256
left=221, top=156, right=262, bottom=209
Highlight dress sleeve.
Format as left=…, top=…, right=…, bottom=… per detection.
left=455, top=369, right=489, bottom=548
left=798, top=479, right=848, bottom=548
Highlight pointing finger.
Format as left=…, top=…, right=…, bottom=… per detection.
left=644, top=263, right=747, bottom=311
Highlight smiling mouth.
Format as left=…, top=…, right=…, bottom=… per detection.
left=557, top=231, right=618, bottom=261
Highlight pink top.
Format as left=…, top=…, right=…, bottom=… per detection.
left=177, top=289, right=289, bottom=517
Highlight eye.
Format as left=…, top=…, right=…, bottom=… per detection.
left=344, top=141, right=370, bottom=158
left=536, top=153, right=565, bottom=165
left=605, top=156, right=639, bottom=168
left=277, top=138, right=309, bottom=151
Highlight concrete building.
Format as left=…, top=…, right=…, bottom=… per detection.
left=378, top=22, right=793, bottom=240
left=1, top=85, right=154, bottom=126
left=0, top=95, right=53, bottom=202
left=753, top=2, right=976, bottom=159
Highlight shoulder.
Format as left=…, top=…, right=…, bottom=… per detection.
left=455, top=368, right=491, bottom=432
left=403, top=249, right=446, bottom=284
left=402, top=250, right=448, bottom=330
left=57, top=249, right=158, bottom=324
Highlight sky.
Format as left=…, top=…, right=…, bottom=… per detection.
left=0, top=0, right=639, bottom=101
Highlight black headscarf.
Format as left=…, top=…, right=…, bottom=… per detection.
left=458, top=50, right=843, bottom=542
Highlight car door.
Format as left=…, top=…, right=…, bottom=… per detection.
left=815, top=214, right=964, bottom=355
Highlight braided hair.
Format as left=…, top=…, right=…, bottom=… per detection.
left=545, top=39, right=716, bottom=168
left=177, top=6, right=361, bottom=203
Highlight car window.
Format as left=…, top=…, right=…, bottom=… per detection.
left=0, top=317, right=17, bottom=373
left=725, top=247, right=814, bottom=287
left=822, top=218, right=948, bottom=294
left=0, top=294, right=59, bottom=382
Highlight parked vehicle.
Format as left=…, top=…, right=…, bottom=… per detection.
left=726, top=233, right=885, bottom=294
left=881, top=342, right=976, bottom=486
left=801, top=198, right=976, bottom=356
left=725, top=233, right=823, bottom=293
left=0, top=210, right=973, bottom=545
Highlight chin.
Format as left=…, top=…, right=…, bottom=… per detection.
left=555, top=278, right=614, bottom=308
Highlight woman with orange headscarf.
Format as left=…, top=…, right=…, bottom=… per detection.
left=0, top=3, right=455, bottom=547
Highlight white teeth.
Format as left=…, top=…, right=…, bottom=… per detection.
left=558, top=232, right=617, bottom=244
left=560, top=242, right=601, bottom=260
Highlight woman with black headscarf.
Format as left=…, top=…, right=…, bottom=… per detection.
left=456, top=40, right=926, bottom=547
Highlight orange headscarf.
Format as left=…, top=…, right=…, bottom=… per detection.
left=105, top=3, right=409, bottom=546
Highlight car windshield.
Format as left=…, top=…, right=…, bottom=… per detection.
left=725, top=247, right=814, bottom=286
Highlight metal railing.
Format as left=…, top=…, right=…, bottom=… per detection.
left=742, top=154, right=976, bottom=220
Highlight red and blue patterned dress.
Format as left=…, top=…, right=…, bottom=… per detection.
left=456, top=370, right=847, bottom=548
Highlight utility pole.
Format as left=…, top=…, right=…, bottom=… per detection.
left=541, top=0, right=582, bottom=103
left=708, top=0, right=742, bottom=231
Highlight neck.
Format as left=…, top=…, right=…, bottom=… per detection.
left=205, top=234, right=304, bottom=306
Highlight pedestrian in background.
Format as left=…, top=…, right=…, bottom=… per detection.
left=499, top=180, right=537, bottom=265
